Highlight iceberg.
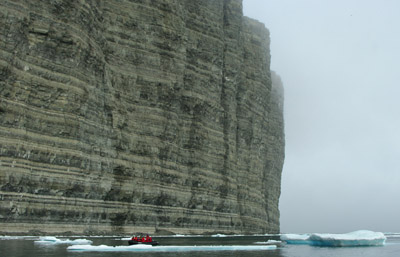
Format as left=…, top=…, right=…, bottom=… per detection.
left=280, top=234, right=311, bottom=245
left=308, top=230, right=386, bottom=247
left=34, top=236, right=93, bottom=245
left=67, top=244, right=277, bottom=252
left=281, top=230, right=386, bottom=247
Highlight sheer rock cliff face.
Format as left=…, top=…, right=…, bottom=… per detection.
left=0, top=0, right=284, bottom=235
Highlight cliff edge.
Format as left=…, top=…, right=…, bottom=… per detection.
left=0, top=0, right=284, bottom=235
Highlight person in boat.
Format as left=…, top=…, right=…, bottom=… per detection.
left=128, top=234, right=157, bottom=245
left=130, top=234, right=152, bottom=243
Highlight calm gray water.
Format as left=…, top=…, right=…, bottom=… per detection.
left=1, top=235, right=400, bottom=257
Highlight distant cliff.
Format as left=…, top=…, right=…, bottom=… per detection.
left=0, top=0, right=284, bottom=235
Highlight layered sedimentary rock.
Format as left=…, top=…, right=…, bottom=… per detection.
left=0, top=0, right=284, bottom=235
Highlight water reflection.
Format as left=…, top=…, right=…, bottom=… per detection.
left=2, top=235, right=399, bottom=257
left=0, top=238, right=284, bottom=257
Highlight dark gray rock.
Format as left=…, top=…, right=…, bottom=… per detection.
left=0, top=0, right=284, bottom=235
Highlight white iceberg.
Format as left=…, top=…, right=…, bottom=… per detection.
left=67, top=244, right=277, bottom=252
left=34, top=236, right=93, bottom=245
left=280, top=234, right=311, bottom=245
left=309, top=230, right=386, bottom=247
left=281, top=230, right=386, bottom=247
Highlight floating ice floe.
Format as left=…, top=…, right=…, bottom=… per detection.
left=172, top=234, right=186, bottom=237
left=156, top=234, right=200, bottom=238
left=280, top=233, right=311, bottom=244
left=281, top=230, right=386, bottom=247
left=67, top=244, right=277, bottom=252
left=0, top=236, right=37, bottom=240
left=211, top=234, right=228, bottom=237
left=253, top=240, right=283, bottom=246
left=34, top=236, right=93, bottom=245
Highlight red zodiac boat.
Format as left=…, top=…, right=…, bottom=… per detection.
left=128, top=235, right=159, bottom=246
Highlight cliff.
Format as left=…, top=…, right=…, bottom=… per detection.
left=0, top=0, right=284, bottom=235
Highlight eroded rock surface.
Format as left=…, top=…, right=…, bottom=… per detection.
left=0, top=0, right=284, bottom=235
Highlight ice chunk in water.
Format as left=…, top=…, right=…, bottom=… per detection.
left=280, top=234, right=311, bottom=245
left=281, top=230, right=386, bottom=247
left=308, top=230, right=386, bottom=247
left=34, top=236, right=92, bottom=245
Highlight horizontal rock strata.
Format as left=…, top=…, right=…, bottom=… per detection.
left=0, top=0, right=284, bottom=235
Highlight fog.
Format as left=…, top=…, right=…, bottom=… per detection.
left=244, top=0, right=400, bottom=233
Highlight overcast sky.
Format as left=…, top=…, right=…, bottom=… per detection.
left=243, top=0, right=400, bottom=234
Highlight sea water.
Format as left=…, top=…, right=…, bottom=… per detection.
left=1, top=234, right=400, bottom=257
